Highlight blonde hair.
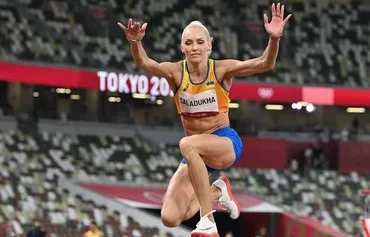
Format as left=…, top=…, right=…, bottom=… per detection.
left=181, top=21, right=213, bottom=44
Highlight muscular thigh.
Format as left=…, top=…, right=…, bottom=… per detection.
left=181, top=134, right=235, bottom=170
left=162, top=164, right=195, bottom=214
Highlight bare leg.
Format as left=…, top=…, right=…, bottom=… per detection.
left=179, top=137, right=215, bottom=220
left=162, top=132, right=235, bottom=227
left=161, top=164, right=222, bottom=226
left=182, top=185, right=221, bottom=221
left=161, top=164, right=194, bottom=227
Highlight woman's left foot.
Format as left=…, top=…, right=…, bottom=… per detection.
left=212, top=176, right=241, bottom=219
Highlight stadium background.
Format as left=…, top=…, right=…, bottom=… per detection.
left=1, top=0, right=370, bottom=236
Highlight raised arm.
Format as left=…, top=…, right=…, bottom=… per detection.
left=222, top=3, right=292, bottom=79
left=117, top=19, right=174, bottom=80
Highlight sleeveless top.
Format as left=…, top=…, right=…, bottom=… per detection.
left=174, top=59, right=229, bottom=118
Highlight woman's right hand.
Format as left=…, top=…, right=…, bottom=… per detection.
left=117, top=18, right=148, bottom=42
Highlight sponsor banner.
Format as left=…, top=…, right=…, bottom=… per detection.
left=279, top=212, right=349, bottom=237
left=240, top=136, right=370, bottom=173
left=229, top=83, right=302, bottom=103
left=338, top=141, right=370, bottom=173
left=238, top=136, right=289, bottom=169
left=334, top=87, right=370, bottom=107
left=302, top=87, right=334, bottom=105
left=0, top=61, right=98, bottom=89
left=0, top=62, right=173, bottom=96
left=98, top=71, right=174, bottom=96
left=3, top=61, right=370, bottom=106
left=80, top=183, right=282, bottom=213
left=80, top=183, right=348, bottom=236
left=238, top=213, right=277, bottom=237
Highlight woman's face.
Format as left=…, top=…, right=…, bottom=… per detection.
left=181, top=27, right=212, bottom=63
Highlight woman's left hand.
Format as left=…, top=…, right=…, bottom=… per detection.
left=264, top=3, right=292, bottom=39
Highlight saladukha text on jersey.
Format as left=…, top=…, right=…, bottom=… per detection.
left=179, top=97, right=216, bottom=107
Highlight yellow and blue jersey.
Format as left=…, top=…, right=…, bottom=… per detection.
left=174, top=59, right=229, bottom=118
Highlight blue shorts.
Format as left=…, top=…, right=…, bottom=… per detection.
left=180, top=126, right=243, bottom=172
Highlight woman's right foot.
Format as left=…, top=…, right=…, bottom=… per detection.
left=191, top=211, right=219, bottom=237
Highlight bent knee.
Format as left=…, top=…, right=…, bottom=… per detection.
left=179, top=136, right=199, bottom=158
left=161, top=209, right=181, bottom=227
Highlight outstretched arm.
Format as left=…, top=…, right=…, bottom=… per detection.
left=117, top=19, right=174, bottom=80
left=222, top=3, right=292, bottom=79
left=260, top=2, right=292, bottom=69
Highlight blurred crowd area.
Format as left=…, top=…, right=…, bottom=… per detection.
left=0, top=128, right=367, bottom=236
left=0, top=0, right=369, bottom=87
